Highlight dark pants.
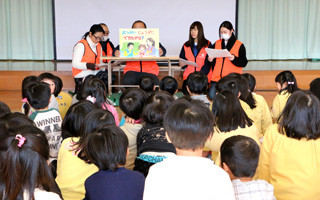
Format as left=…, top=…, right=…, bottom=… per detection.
left=123, top=71, right=159, bottom=85
left=133, top=158, right=155, bottom=177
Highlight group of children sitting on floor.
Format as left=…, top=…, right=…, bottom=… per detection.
left=0, top=70, right=319, bottom=200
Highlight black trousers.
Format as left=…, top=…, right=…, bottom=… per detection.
left=122, top=71, right=159, bottom=85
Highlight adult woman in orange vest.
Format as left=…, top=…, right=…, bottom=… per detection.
left=72, top=24, right=104, bottom=94
left=207, top=21, right=248, bottom=99
left=113, top=20, right=167, bottom=85
left=179, top=21, right=211, bottom=94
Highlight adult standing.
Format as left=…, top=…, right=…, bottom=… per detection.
left=206, top=21, right=248, bottom=99
left=72, top=24, right=104, bottom=94
left=114, top=20, right=167, bottom=85
left=179, top=21, right=211, bottom=94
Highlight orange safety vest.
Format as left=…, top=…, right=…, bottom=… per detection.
left=72, top=39, right=102, bottom=77
left=210, top=39, right=243, bottom=82
left=124, top=61, right=159, bottom=76
left=182, top=42, right=210, bottom=80
left=102, top=41, right=113, bottom=63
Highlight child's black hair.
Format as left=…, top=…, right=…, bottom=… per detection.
left=142, top=91, right=174, bottom=125
left=278, top=90, right=320, bottom=140
left=242, top=73, right=256, bottom=93
left=212, top=90, right=252, bottom=132
left=0, top=101, right=11, bottom=118
left=84, top=125, right=128, bottom=171
left=25, top=82, right=51, bottom=110
left=21, top=76, right=38, bottom=115
left=309, top=78, right=320, bottom=101
left=159, top=76, right=178, bottom=95
left=186, top=71, right=208, bottom=95
left=139, top=76, right=155, bottom=96
left=119, top=88, right=147, bottom=120
left=220, top=135, right=260, bottom=178
left=227, top=73, right=256, bottom=109
left=275, top=70, right=299, bottom=94
left=0, top=125, right=62, bottom=199
left=74, top=109, right=116, bottom=161
left=164, top=98, right=214, bottom=151
left=61, top=100, right=96, bottom=140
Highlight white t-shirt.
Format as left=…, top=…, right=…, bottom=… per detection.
left=144, top=155, right=235, bottom=200
left=29, top=108, right=62, bottom=163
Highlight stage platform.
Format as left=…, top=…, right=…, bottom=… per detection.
left=0, top=60, right=319, bottom=112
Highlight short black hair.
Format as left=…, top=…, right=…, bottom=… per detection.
left=83, top=125, right=128, bottom=171
left=220, top=135, right=260, bottom=178
left=164, top=98, right=214, bottom=151
left=25, top=82, right=51, bottom=110
left=139, top=76, right=154, bottom=96
left=159, top=76, right=178, bottom=95
left=275, top=70, right=299, bottom=94
left=119, top=88, right=147, bottom=120
left=216, top=76, right=240, bottom=96
left=310, top=78, right=320, bottom=101
left=0, top=101, right=10, bottom=118
left=278, top=90, right=320, bottom=140
left=186, top=71, right=208, bottom=94
left=127, top=42, right=134, bottom=47
left=61, top=101, right=96, bottom=140
left=212, top=90, right=252, bottom=132
left=242, top=73, right=256, bottom=93
left=142, top=91, right=174, bottom=125
left=37, top=72, right=61, bottom=97
left=132, top=20, right=147, bottom=28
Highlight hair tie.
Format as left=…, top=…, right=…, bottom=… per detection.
left=86, top=95, right=96, bottom=103
left=288, top=82, right=294, bottom=85
left=21, top=98, right=28, bottom=103
left=15, top=134, right=26, bottom=148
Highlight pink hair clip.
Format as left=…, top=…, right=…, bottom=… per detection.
left=21, top=98, right=28, bottom=103
left=288, top=82, right=294, bottom=85
left=15, top=134, right=26, bottom=148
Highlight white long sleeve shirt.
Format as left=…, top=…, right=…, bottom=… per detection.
left=72, top=36, right=101, bottom=78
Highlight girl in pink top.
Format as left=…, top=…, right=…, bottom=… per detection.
left=80, top=76, right=119, bottom=126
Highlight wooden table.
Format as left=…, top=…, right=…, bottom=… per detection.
left=100, top=56, right=180, bottom=95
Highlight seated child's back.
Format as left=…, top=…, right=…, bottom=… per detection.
left=119, top=88, right=147, bottom=169
left=186, top=71, right=211, bottom=107
left=221, top=135, right=275, bottom=200
left=26, top=82, right=62, bottom=163
left=83, top=125, right=145, bottom=200
left=144, top=99, right=235, bottom=200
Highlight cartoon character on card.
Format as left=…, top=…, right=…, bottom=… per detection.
left=138, top=44, right=146, bottom=57
left=124, top=42, right=134, bottom=57
left=145, top=38, right=157, bottom=56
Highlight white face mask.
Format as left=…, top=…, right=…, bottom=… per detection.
left=221, top=33, right=230, bottom=41
left=101, top=36, right=109, bottom=42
